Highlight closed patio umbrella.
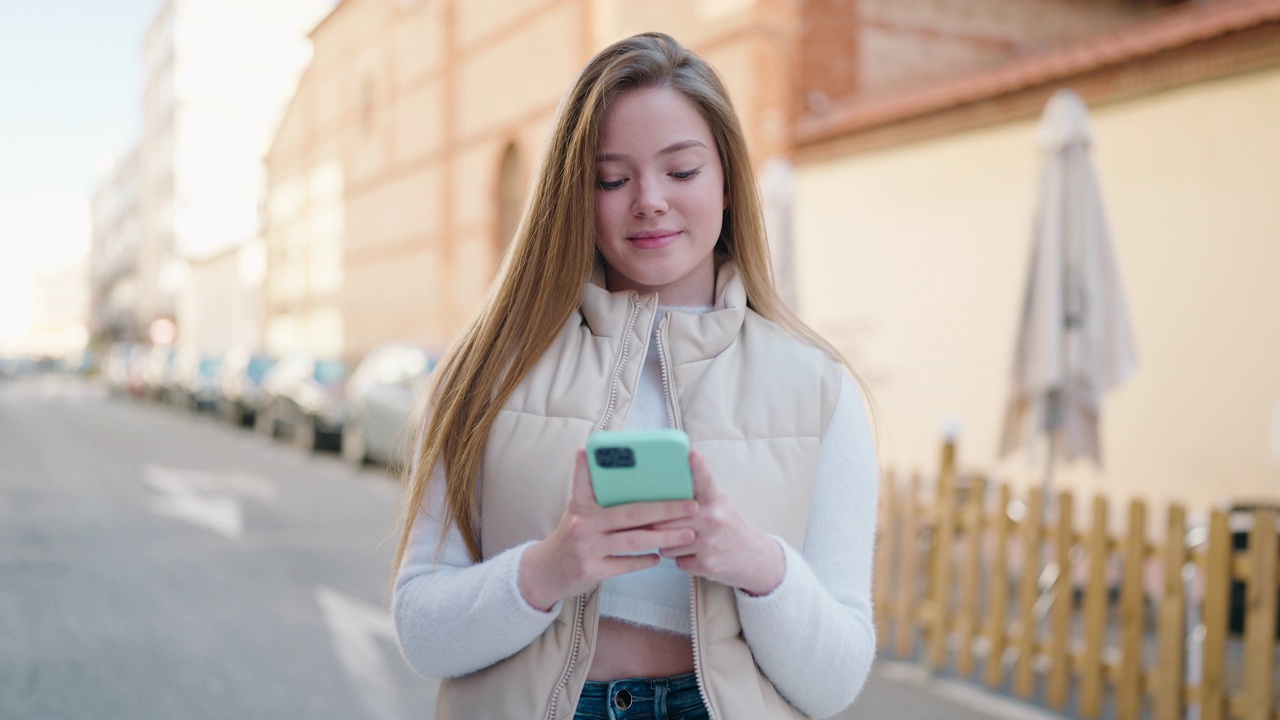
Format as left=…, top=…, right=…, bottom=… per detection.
left=999, top=89, right=1138, bottom=495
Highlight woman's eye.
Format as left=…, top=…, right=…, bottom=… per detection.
left=672, top=169, right=701, bottom=181
left=598, top=178, right=626, bottom=190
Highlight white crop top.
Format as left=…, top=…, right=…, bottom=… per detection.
left=597, top=304, right=712, bottom=635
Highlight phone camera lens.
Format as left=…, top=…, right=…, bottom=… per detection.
left=593, top=447, right=635, bottom=468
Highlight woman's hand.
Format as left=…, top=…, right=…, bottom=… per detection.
left=656, top=451, right=785, bottom=597
left=519, top=450, right=699, bottom=612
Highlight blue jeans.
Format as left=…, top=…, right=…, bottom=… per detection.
left=574, top=672, right=709, bottom=720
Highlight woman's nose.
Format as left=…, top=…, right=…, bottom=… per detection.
left=631, top=179, right=668, bottom=217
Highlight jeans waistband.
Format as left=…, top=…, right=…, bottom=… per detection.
left=575, top=672, right=705, bottom=719
left=579, top=671, right=700, bottom=699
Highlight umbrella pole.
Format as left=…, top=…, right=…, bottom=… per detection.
left=1043, top=387, right=1060, bottom=520
left=1043, top=429, right=1056, bottom=520
left=1032, top=427, right=1060, bottom=623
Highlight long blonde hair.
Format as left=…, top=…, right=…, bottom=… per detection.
left=392, top=32, right=854, bottom=573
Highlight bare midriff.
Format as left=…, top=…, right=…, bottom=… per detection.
left=586, top=617, right=695, bottom=680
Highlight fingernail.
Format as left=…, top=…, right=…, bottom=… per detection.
left=683, top=501, right=698, bottom=514
left=680, top=530, right=695, bottom=543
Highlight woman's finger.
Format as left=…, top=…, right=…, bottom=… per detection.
left=689, top=450, right=720, bottom=502
left=600, top=528, right=694, bottom=556
left=598, top=498, right=698, bottom=531
left=647, top=515, right=699, bottom=531
left=658, top=542, right=698, bottom=558
left=599, top=553, right=662, bottom=578
left=568, top=449, right=598, bottom=507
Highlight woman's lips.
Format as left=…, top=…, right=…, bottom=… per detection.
left=627, top=230, right=680, bottom=250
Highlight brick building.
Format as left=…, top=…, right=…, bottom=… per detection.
left=263, top=0, right=1280, bottom=508
left=263, top=0, right=804, bottom=361
left=264, top=0, right=1191, bottom=359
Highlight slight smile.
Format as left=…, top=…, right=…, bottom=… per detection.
left=627, top=229, right=681, bottom=250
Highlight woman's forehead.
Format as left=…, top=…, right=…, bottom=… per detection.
left=597, top=87, right=715, bottom=159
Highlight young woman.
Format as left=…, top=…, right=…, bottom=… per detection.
left=391, top=32, right=879, bottom=720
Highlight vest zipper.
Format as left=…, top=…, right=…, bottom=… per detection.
left=597, top=293, right=644, bottom=432
left=545, top=594, right=586, bottom=720
left=656, top=314, right=680, bottom=430
left=548, top=294, right=645, bottom=719
left=661, top=314, right=718, bottom=719
left=689, top=579, right=718, bottom=719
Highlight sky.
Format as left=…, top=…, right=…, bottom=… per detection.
left=0, top=0, right=162, bottom=347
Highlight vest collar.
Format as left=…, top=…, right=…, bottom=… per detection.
left=582, top=260, right=748, bottom=362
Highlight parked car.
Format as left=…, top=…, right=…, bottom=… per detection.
left=125, top=344, right=152, bottom=397
left=172, top=350, right=223, bottom=412
left=342, top=342, right=438, bottom=467
left=102, top=342, right=136, bottom=395
left=0, top=356, right=33, bottom=378
left=256, top=352, right=347, bottom=451
left=63, top=348, right=95, bottom=375
left=217, top=348, right=276, bottom=427
left=141, top=345, right=179, bottom=401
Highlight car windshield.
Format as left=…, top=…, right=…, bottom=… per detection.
left=314, top=360, right=345, bottom=385
left=198, top=360, right=220, bottom=377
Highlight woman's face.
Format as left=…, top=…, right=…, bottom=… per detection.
left=594, top=86, right=726, bottom=306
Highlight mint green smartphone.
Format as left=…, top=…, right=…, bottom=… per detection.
left=586, top=429, right=694, bottom=507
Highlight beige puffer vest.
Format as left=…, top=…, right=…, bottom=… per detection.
left=436, top=262, right=843, bottom=719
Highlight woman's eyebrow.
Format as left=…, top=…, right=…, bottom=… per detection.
left=596, top=139, right=709, bottom=163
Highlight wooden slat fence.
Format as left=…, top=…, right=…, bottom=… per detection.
left=875, top=442, right=1280, bottom=720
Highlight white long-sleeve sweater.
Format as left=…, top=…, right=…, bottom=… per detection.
left=393, top=317, right=879, bottom=718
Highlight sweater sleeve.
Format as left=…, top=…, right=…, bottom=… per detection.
left=392, top=458, right=561, bottom=679
left=734, top=371, right=879, bottom=718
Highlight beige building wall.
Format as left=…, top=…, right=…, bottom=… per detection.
left=794, top=66, right=1280, bottom=514
left=266, top=0, right=800, bottom=366
left=265, top=7, right=353, bottom=361
left=265, top=0, right=1276, bottom=505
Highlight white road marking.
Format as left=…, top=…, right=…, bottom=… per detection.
left=150, top=491, right=243, bottom=539
left=143, top=465, right=277, bottom=539
left=316, top=586, right=409, bottom=720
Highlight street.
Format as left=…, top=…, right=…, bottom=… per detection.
left=1, top=375, right=437, bottom=720
left=1, top=374, right=1059, bottom=720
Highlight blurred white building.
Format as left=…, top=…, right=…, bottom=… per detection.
left=129, top=0, right=336, bottom=351
left=90, top=148, right=142, bottom=344
left=4, top=192, right=93, bottom=360
left=26, top=259, right=91, bottom=361
left=178, top=239, right=268, bottom=357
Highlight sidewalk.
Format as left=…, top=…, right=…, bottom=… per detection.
left=835, top=661, right=1072, bottom=720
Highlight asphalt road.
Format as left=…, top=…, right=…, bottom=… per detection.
left=1, top=374, right=438, bottom=720
left=1, top=374, right=1057, bottom=720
